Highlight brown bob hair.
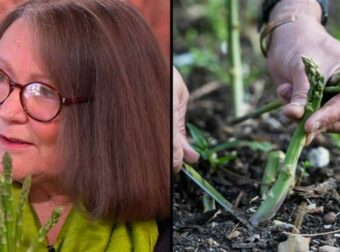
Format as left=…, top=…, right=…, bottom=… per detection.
left=0, top=0, right=169, bottom=221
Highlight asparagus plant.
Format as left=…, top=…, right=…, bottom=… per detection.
left=0, top=152, right=62, bottom=251
left=228, top=0, right=245, bottom=117
left=260, top=150, right=285, bottom=199
left=231, top=86, right=340, bottom=125
left=250, top=56, right=325, bottom=226
left=2, top=152, right=15, bottom=252
left=26, top=207, right=62, bottom=252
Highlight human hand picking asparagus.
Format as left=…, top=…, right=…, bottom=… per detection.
left=250, top=56, right=325, bottom=226
left=266, top=0, right=340, bottom=146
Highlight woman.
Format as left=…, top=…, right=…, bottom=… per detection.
left=0, top=0, right=169, bottom=251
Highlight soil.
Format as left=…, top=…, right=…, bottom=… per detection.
left=173, top=82, right=340, bottom=251
left=173, top=2, right=340, bottom=250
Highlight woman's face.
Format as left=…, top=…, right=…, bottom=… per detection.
left=0, top=19, right=60, bottom=182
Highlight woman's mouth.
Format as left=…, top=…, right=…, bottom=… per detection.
left=0, top=135, right=33, bottom=149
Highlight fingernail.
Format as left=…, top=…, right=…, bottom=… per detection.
left=305, top=133, right=315, bottom=146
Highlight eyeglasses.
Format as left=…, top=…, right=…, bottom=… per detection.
left=0, top=68, right=91, bottom=122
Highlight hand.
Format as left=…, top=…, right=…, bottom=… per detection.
left=267, top=15, right=340, bottom=144
left=173, top=67, right=199, bottom=173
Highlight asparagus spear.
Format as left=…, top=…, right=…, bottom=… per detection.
left=2, top=153, right=14, bottom=252
left=0, top=152, right=63, bottom=251
left=26, top=207, right=63, bottom=252
left=15, top=176, right=31, bottom=249
left=0, top=175, right=8, bottom=252
left=250, top=56, right=325, bottom=226
left=260, top=150, right=285, bottom=199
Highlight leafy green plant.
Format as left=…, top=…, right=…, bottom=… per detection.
left=330, top=133, right=340, bottom=149
left=174, top=0, right=229, bottom=83
left=250, top=56, right=325, bottom=226
left=296, top=160, right=312, bottom=186
left=0, top=152, right=62, bottom=252
left=187, top=123, right=273, bottom=172
left=182, top=163, right=252, bottom=229
left=187, top=123, right=236, bottom=171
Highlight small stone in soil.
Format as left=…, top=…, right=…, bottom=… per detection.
left=308, top=147, right=330, bottom=167
left=324, top=224, right=333, bottom=229
left=273, top=220, right=295, bottom=230
left=247, top=234, right=260, bottom=243
left=318, top=245, right=340, bottom=252
left=227, top=230, right=241, bottom=240
left=265, top=117, right=282, bottom=130
left=324, top=212, right=337, bottom=224
left=206, top=238, right=219, bottom=247
left=210, top=222, right=218, bottom=228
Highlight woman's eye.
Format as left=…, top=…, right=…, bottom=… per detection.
left=0, top=72, right=7, bottom=82
left=39, top=87, right=51, bottom=96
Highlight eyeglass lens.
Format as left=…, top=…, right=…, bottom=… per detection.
left=0, top=70, right=61, bottom=121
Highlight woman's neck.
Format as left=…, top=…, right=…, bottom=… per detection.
left=29, top=184, right=73, bottom=246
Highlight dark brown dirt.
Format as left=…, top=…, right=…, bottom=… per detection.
left=173, top=84, right=340, bottom=252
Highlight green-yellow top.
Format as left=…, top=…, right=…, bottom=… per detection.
left=13, top=185, right=158, bottom=252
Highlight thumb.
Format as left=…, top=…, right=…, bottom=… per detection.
left=277, top=83, right=293, bottom=104
left=181, top=135, right=199, bottom=163
left=173, top=110, right=184, bottom=173
left=282, top=71, right=309, bottom=120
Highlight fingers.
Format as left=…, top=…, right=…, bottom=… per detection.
left=277, top=83, right=293, bottom=104
left=173, top=108, right=184, bottom=173
left=173, top=110, right=199, bottom=174
left=305, top=95, right=340, bottom=133
left=305, top=127, right=327, bottom=146
left=173, top=126, right=199, bottom=174
left=304, top=94, right=340, bottom=145
left=282, top=70, right=309, bottom=120
left=173, top=67, right=199, bottom=173
left=181, top=135, right=199, bottom=163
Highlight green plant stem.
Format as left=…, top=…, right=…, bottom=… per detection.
left=182, top=163, right=252, bottom=229
left=230, top=100, right=281, bottom=124
left=324, top=86, right=340, bottom=93
left=250, top=56, right=325, bottom=226
left=26, top=207, right=63, bottom=252
left=231, top=86, right=340, bottom=125
left=15, top=176, right=31, bottom=249
left=228, top=0, right=244, bottom=117
left=203, top=194, right=216, bottom=212
left=260, top=150, right=285, bottom=198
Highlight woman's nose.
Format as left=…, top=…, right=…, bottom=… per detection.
left=0, top=89, right=28, bottom=124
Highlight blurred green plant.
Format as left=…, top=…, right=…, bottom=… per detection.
left=296, top=160, right=312, bottom=186
left=330, top=134, right=340, bottom=149
left=180, top=0, right=229, bottom=83
left=0, top=152, right=62, bottom=252
left=187, top=123, right=273, bottom=172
